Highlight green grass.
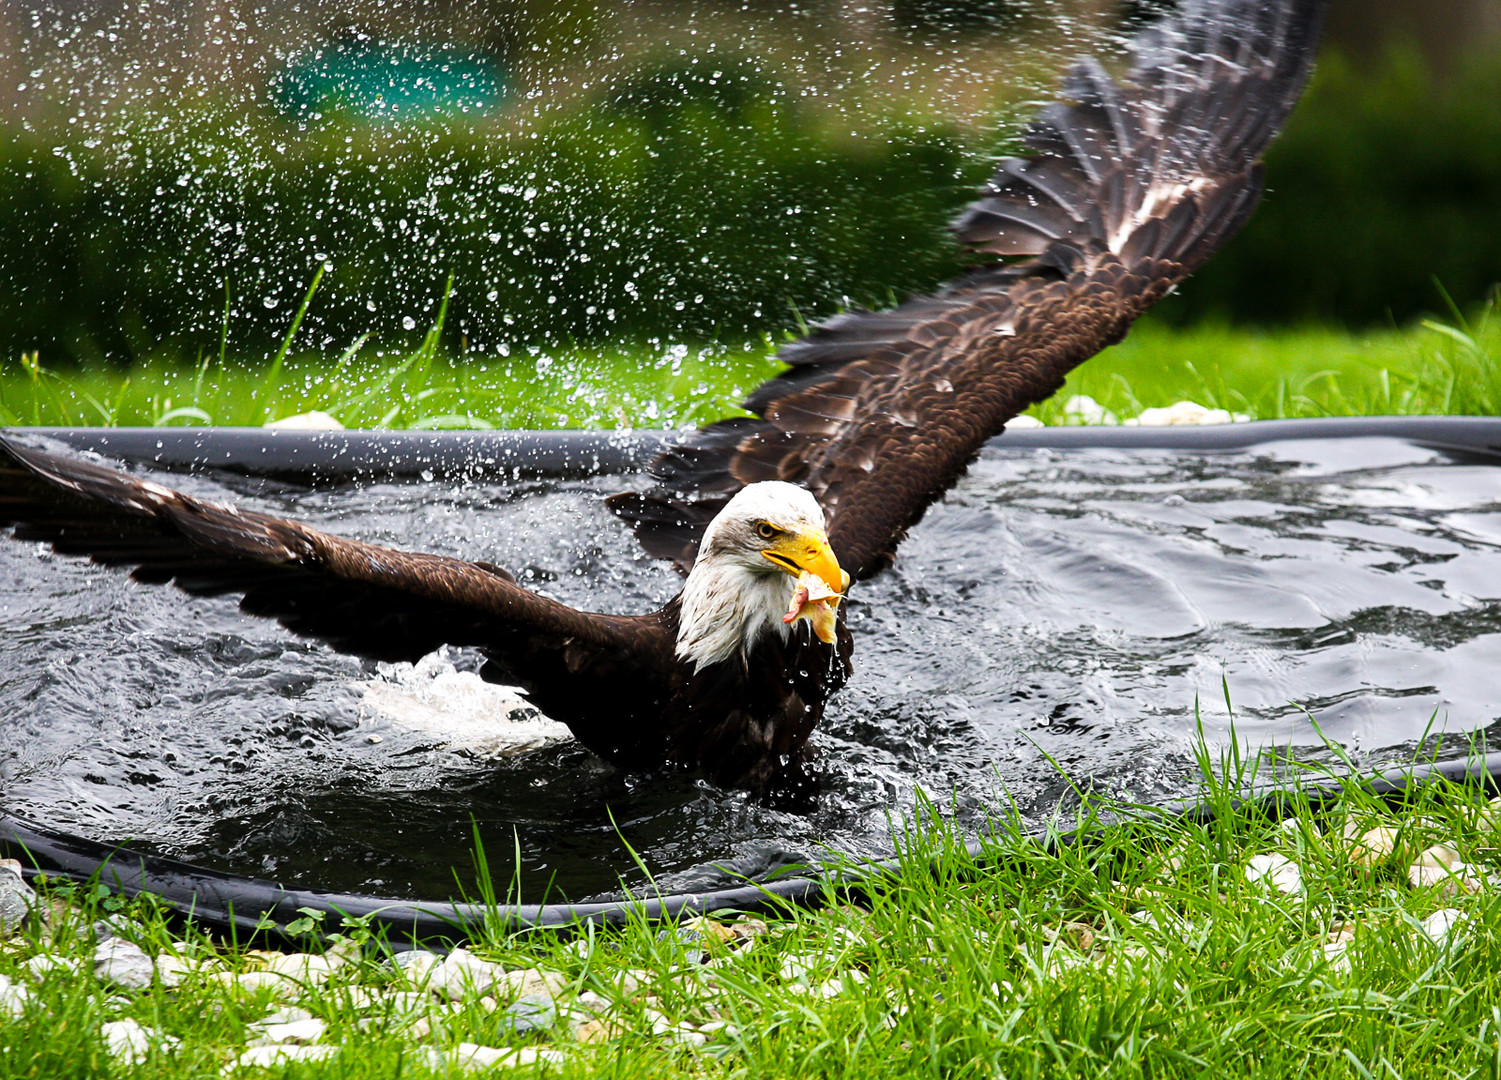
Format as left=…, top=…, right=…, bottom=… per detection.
left=1029, top=297, right=1501, bottom=425
left=6, top=747, right=1501, bottom=1078
left=3, top=294, right=1499, bottom=430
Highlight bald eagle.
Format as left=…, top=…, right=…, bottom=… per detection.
left=0, top=0, right=1325, bottom=799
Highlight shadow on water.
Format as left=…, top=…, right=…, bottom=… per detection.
left=4, top=432, right=1501, bottom=901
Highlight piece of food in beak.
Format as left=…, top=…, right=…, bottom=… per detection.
left=782, top=570, right=842, bottom=644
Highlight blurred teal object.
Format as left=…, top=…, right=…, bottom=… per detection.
left=274, top=31, right=507, bottom=121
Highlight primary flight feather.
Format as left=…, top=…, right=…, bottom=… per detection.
left=0, top=0, right=1327, bottom=800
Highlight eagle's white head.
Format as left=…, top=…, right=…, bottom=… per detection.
left=675, top=481, right=848, bottom=672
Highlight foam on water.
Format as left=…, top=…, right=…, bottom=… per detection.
left=3, top=435, right=1500, bottom=901
left=357, top=650, right=574, bottom=759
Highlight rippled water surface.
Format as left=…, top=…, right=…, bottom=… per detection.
left=4, top=434, right=1501, bottom=901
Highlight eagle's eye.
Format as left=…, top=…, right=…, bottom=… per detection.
left=755, top=521, right=779, bottom=540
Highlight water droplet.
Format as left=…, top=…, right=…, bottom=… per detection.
left=402, top=316, right=417, bottom=330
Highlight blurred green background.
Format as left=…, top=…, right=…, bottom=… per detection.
left=0, top=0, right=1497, bottom=368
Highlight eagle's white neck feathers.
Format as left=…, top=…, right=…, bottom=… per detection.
left=675, top=482, right=827, bottom=672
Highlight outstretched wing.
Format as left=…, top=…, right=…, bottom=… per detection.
left=610, top=0, right=1326, bottom=581
left=0, top=435, right=655, bottom=665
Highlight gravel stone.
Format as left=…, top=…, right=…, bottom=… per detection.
left=1415, top=843, right=1464, bottom=872
left=575, top=1017, right=627, bottom=1043
left=206, top=970, right=299, bottom=998
left=0, top=861, right=36, bottom=936
left=91, top=918, right=121, bottom=943
left=672, top=1028, right=709, bottom=1048
left=565, top=990, right=610, bottom=1029
left=390, top=949, right=442, bottom=987
left=613, top=969, right=651, bottom=997
left=728, top=917, right=771, bottom=943
left=1419, top=908, right=1469, bottom=946
left=154, top=954, right=194, bottom=988
left=259, top=1007, right=314, bottom=1026
left=0, top=979, right=30, bottom=1018
left=377, top=990, right=439, bottom=1018
left=778, top=954, right=824, bottom=983
left=1345, top=825, right=1400, bottom=871
left=427, top=1043, right=567, bottom=1071
left=102, top=1018, right=177, bottom=1064
left=1246, top=853, right=1302, bottom=894
left=1408, top=863, right=1460, bottom=890
left=1479, top=797, right=1501, bottom=832
left=405, top=1016, right=436, bottom=1041
left=94, top=937, right=158, bottom=990
left=1321, top=941, right=1352, bottom=973
left=492, top=967, right=570, bottom=1002
left=496, top=993, right=559, bottom=1034
left=431, top=948, right=506, bottom=1000
left=232, top=1044, right=337, bottom=1069
left=25, top=954, right=82, bottom=980
left=250, top=1018, right=327, bottom=1047
left=1278, top=817, right=1321, bottom=840
left=263, top=952, right=339, bottom=984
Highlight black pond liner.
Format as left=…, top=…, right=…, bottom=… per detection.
left=3, top=415, right=1501, bottom=948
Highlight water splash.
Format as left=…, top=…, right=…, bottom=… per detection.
left=0, top=0, right=1119, bottom=361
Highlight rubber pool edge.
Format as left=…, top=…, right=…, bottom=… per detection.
left=4, top=417, right=1501, bottom=948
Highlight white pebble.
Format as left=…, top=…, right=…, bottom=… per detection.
left=230, top=1044, right=337, bottom=1070
left=390, top=949, right=442, bottom=987
left=205, top=970, right=299, bottom=999
left=669, top=1024, right=708, bottom=1049
left=1408, top=863, right=1463, bottom=891
left=264, top=410, right=344, bottom=430
left=1278, top=817, right=1321, bottom=840
left=439, top=1043, right=568, bottom=1070
left=263, top=952, right=339, bottom=984
left=378, top=991, right=438, bottom=1018
left=1415, top=844, right=1464, bottom=872
left=94, top=938, right=158, bottom=991
left=1479, top=797, right=1501, bottom=832
left=1125, top=400, right=1246, bottom=426
left=431, top=948, right=506, bottom=1001
left=102, top=1018, right=177, bottom=1065
left=1060, top=394, right=1117, bottom=425
left=25, top=954, right=81, bottom=980
left=1246, top=853, right=1303, bottom=894
left=1321, top=941, right=1352, bottom=974
left=1346, top=825, right=1399, bottom=872
left=250, top=1018, right=326, bottom=1047
left=0, top=860, right=37, bottom=934
left=1042, top=947, right=1088, bottom=975
left=154, top=953, right=200, bottom=988
left=0, top=981, right=29, bottom=1017
left=1326, top=922, right=1358, bottom=946
left=778, top=954, right=823, bottom=983
left=491, top=967, right=570, bottom=1002
left=258, top=1007, right=314, bottom=1026
left=614, top=969, right=651, bottom=997
left=1418, top=908, right=1469, bottom=947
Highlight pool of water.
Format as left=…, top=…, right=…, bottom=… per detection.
left=3, top=432, right=1500, bottom=902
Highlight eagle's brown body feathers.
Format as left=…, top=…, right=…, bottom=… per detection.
left=0, top=0, right=1324, bottom=797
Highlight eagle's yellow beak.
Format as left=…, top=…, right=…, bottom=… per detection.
left=763, top=531, right=847, bottom=645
